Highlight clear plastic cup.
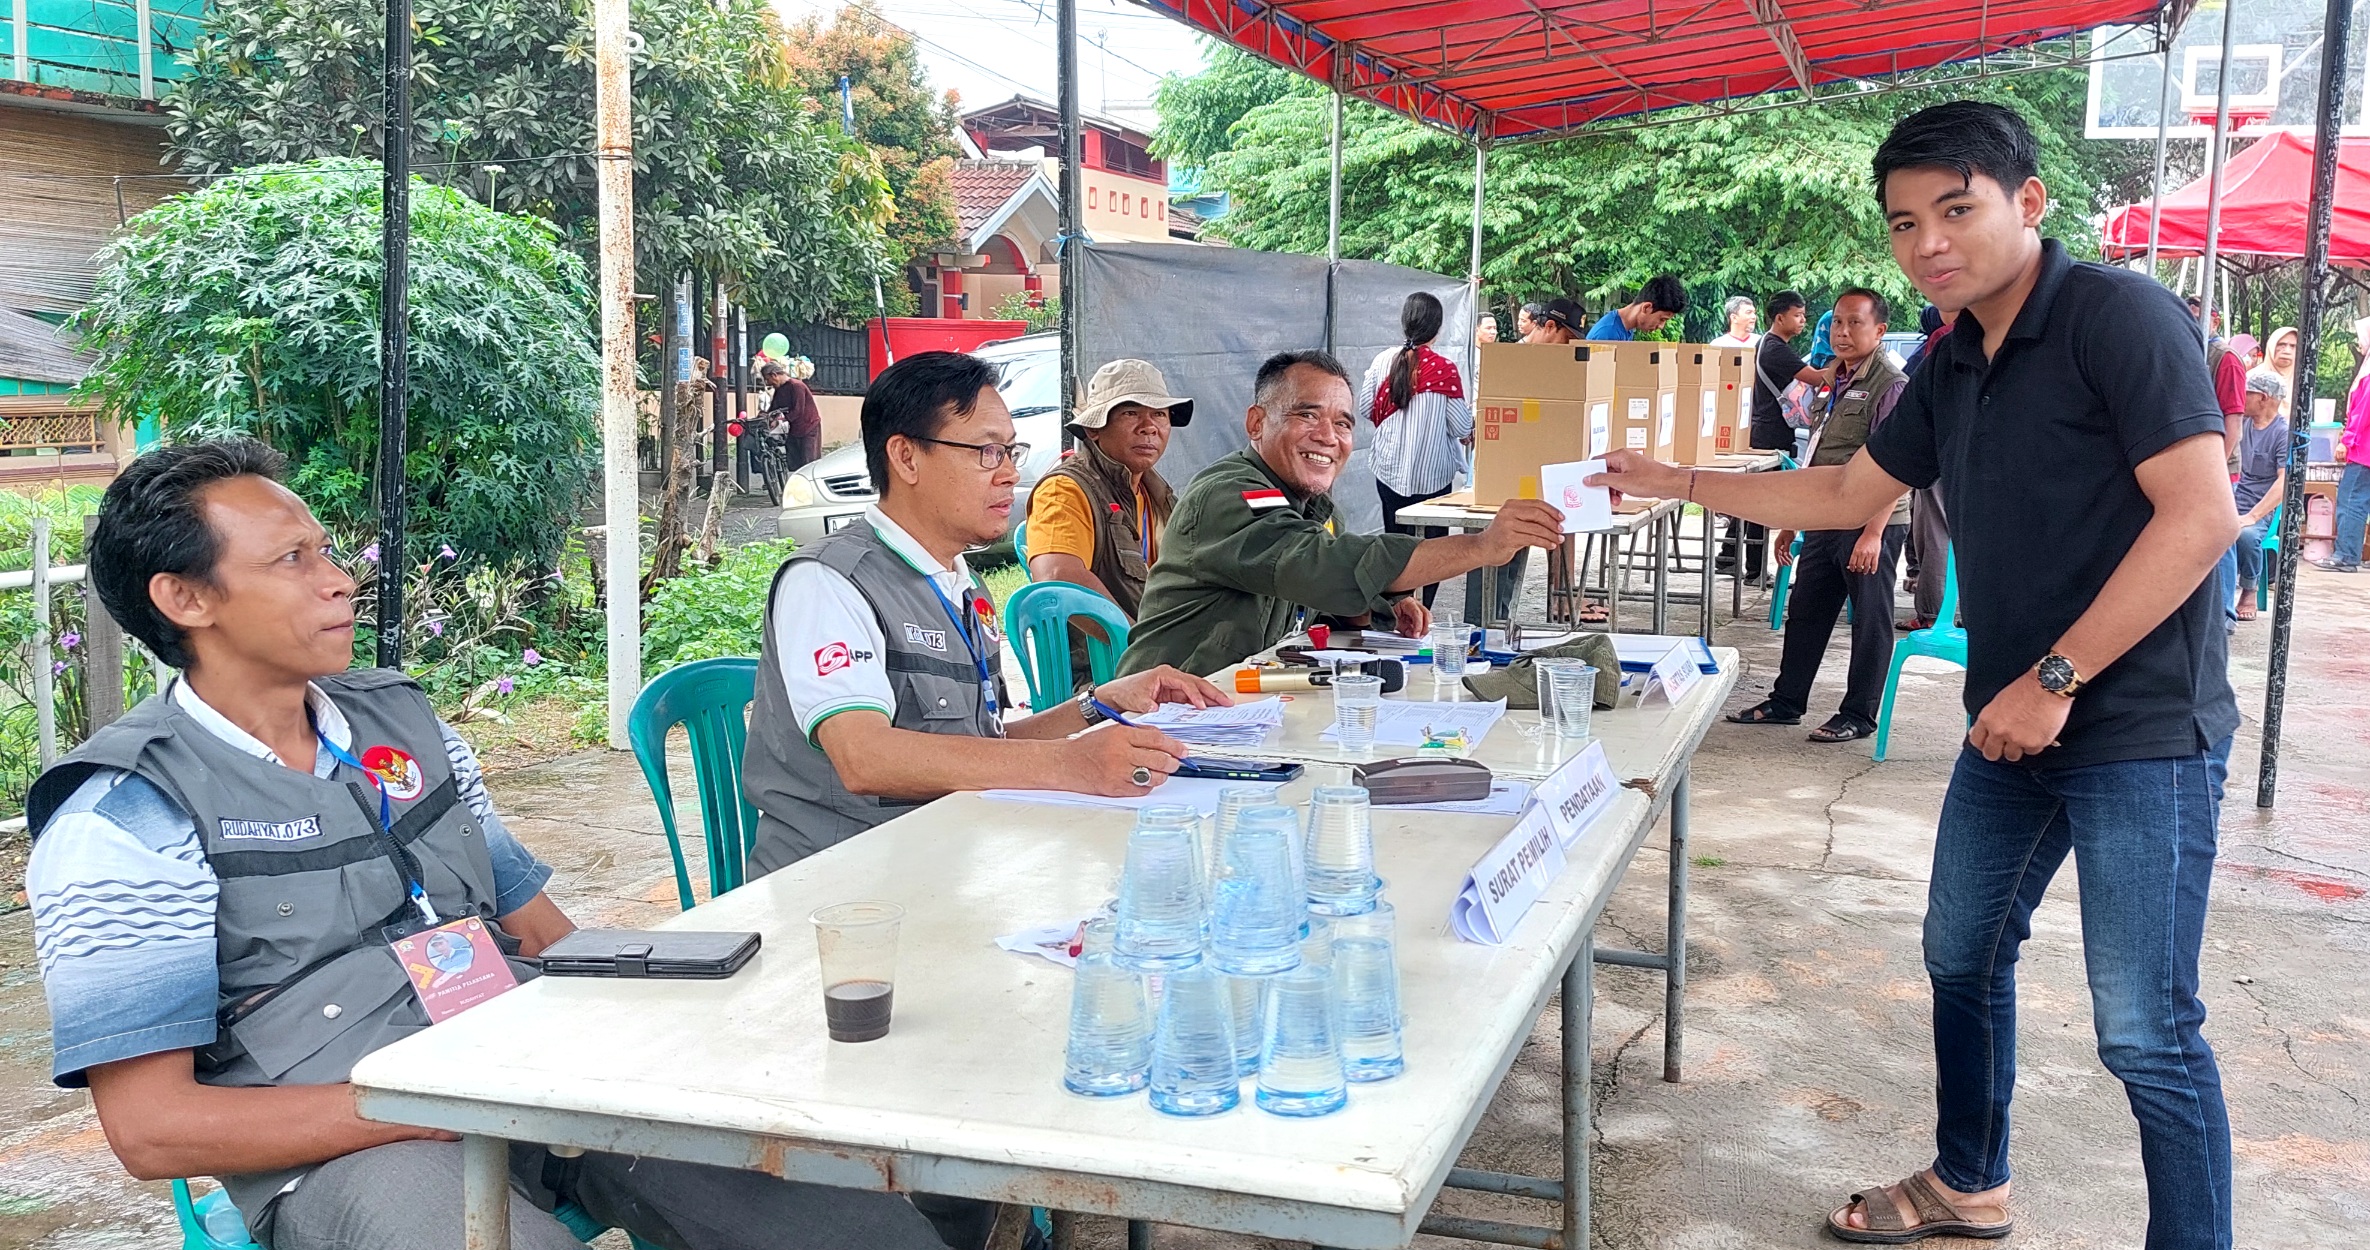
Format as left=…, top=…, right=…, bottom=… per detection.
left=1147, top=964, right=1241, bottom=1116
left=811, top=901, right=902, bottom=1043
left=1429, top=618, right=1469, bottom=680
left=1062, top=925, right=1153, bottom=1097
left=1224, top=973, right=1268, bottom=1078
left=1331, top=672, right=1384, bottom=752
left=1303, top=786, right=1379, bottom=917
left=1298, top=913, right=1337, bottom=969
left=1333, top=933, right=1404, bottom=1082
left=1255, top=964, right=1348, bottom=1117
left=1210, top=784, right=1283, bottom=888
left=1541, top=661, right=1598, bottom=741
left=1114, top=815, right=1206, bottom=972
left=1206, top=808, right=1306, bottom=976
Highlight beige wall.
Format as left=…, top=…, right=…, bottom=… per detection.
left=818, top=394, right=862, bottom=450
left=1081, top=171, right=1172, bottom=244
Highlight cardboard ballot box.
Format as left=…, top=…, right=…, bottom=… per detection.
left=1674, top=346, right=1747, bottom=465
left=1474, top=343, right=1615, bottom=506
left=1605, top=343, right=1678, bottom=461
left=1714, top=346, right=1754, bottom=455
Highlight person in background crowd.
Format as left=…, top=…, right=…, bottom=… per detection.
left=1901, top=302, right=1957, bottom=630
left=760, top=360, right=823, bottom=471
left=2230, top=370, right=2289, bottom=621
left=1598, top=100, right=2239, bottom=1248
left=743, top=352, right=1228, bottom=874
left=1588, top=274, right=1688, bottom=341
left=1526, top=298, right=1584, bottom=345
left=1806, top=308, right=1837, bottom=368
left=2316, top=315, right=2370, bottom=572
left=2261, top=325, right=2300, bottom=418
left=2227, top=333, right=2260, bottom=370
left=1516, top=302, right=1545, bottom=340
left=1722, top=291, right=1832, bottom=581
left=1120, top=351, right=1563, bottom=678
left=1494, top=296, right=1587, bottom=617
left=1709, top=295, right=1759, bottom=347
left=2199, top=305, right=2250, bottom=632
left=1357, top=292, right=1476, bottom=608
left=1477, top=314, right=1500, bottom=344
left=26, top=440, right=998, bottom=1250
left=1025, top=359, right=1188, bottom=690
left=1727, top=287, right=1911, bottom=742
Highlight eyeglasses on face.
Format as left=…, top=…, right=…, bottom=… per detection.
left=914, top=435, right=1031, bottom=470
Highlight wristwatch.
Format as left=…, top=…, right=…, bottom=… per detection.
left=1076, top=686, right=1108, bottom=726
left=2035, top=652, right=2087, bottom=698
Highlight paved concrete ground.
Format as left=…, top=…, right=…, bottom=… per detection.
left=1, top=558, right=2363, bottom=1249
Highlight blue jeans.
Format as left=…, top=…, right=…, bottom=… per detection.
left=1925, top=737, right=2233, bottom=1250
left=2336, top=461, right=2370, bottom=566
left=2232, top=515, right=2271, bottom=592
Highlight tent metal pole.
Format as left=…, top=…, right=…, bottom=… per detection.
left=2196, top=0, right=2237, bottom=348
left=1327, top=88, right=1344, bottom=263
left=1468, top=137, right=1487, bottom=387
left=1057, top=0, right=1082, bottom=426
left=376, top=0, right=412, bottom=669
left=594, top=0, right=640, bottom=748
left=2260, top=0, right=2352, bottom=807
left=2145, top=16, right=2180, bottom=271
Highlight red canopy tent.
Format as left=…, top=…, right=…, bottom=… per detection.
left=2104, top=130, right=2370, bottom=266
left=1133, top=0, right=2174, bottom=142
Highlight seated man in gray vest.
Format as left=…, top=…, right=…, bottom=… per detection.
left=26, top=440, right=989, bottom=1250
left=744, top=351, right=1229, bottom=874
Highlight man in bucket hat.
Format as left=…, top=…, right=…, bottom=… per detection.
left=1026, top=360, right=1188, bottom=617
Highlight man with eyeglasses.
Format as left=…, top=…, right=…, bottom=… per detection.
left=743, top=352, right=1230, bottom=874
left=1118, top=350, right=1565, bottom=679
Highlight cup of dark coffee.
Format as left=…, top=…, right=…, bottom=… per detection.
left=810, top=901, right=904, bottom=1042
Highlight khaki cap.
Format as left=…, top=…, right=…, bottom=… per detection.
left=1074, top=358, right=1194, bottom=429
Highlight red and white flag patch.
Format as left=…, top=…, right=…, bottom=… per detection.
left=1242, top=489, right=1289, bottom=511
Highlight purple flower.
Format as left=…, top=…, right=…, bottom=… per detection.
left=53, top=659, right=68, bottom=675
left=361, top=542, right=380, bottom=563
left=425, top=619, right=445, bottom=636
left=58, top=630, right=80, bottom=651
left=439, top=544, right=457, bottom=560
left=496, top=676, right=514, bottom=695
left=522, top=648, right=542, bottom=667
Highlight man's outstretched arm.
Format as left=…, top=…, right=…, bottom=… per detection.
left=86, top=1050, right=455, bottom=1181
left=1589, top=447, right=1911, bottom=534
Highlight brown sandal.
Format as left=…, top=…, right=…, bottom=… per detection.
left=1826, top=1171, right=2012, bottom=1243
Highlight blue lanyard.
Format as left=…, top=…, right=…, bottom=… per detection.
left=317, top=731, right=438, bottom=927
left=921, top=573, right=998, bottom=715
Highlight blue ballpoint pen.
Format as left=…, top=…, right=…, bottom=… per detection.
left=1087, top=696, right=1142, bottom=727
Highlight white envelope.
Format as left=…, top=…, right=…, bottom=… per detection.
left=1538, top=459, right=1615, bottom=533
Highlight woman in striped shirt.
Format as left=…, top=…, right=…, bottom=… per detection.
left=1356, top=291, right=1475, bottom=607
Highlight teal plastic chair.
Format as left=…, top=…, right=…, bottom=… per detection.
left=1872, top=557, right=1966, bottom=762
left=2257, top=504, right=2281, bottom=611
left=628, top=658, right=762, bottom=911
left=1007, top=580, right=1131, bottom=710
left=1762, top=453, right=1803, bottom=629
left=174, top=1179, right=651, bottom=1250
left=1012, top=518, right=1030, bottom=565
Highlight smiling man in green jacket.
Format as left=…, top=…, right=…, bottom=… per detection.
left=1120, top=350, right=1564, bottom=678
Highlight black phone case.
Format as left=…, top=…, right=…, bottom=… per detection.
left=537, top=929, right=761, bottom=979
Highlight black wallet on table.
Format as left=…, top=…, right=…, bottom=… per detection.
left=538, top=929, right=761, bottom=979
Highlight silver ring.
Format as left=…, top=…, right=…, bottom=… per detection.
left=1131, top=765, right=1153, bottom=787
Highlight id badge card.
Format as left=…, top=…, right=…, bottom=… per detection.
left=392, top=916, right=520, bottom=1023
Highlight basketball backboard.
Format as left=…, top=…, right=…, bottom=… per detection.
left=2086, top=0, right=2370, bottom=138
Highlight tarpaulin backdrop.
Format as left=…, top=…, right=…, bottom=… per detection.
left=1074, top=242, right=1474, bottom=535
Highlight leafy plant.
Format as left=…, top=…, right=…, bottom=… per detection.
left=989, top=291, right=1061, bottom=334
left=640, top=539, right=797, bottom=672
left=71, top=160, right=600, bottom=575
left=161, top=0, right=900, bottom=321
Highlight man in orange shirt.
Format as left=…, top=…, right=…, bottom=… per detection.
left=1024, top=358, right=1191, bottom=690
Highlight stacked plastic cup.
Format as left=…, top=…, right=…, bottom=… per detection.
left=1302, top=786, right=1379, bottom=917
left=1429, top=616, right=1469, bottom=680
left=1206, top=807, right=1306, bottom=976
left=1209, top=783, right=1284, bottom=890
left=1114, top=808, right=1207, bottom=971
left=1330, top=902, right=1402, bottom=1026
left=1331, top=903, right=1405, bottom=1082
left=1062, top=919, right=1153, bottom=1096
left=1331, top=672, right=1384, bottom=752
left=1147, top=964, right=1240, bottom=1116
left=1537, top=659, right=1598, bottom=741
left=1224, top=973, right=1267, bottom=1078
left=1255, top=963, right=1349, bottom=1117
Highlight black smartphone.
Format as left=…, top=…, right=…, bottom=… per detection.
left=1173, top=757, right=1305, bottom=783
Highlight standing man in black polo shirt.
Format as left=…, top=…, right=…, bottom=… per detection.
left=1596, top=102, right=2239, bottom=1248
left=1724, top=292, right=1834, bottom=580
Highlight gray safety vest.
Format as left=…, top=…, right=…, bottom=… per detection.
left=27, top=669, right=516, bottom=1231
left=743, top=521, right=1006, bottom=875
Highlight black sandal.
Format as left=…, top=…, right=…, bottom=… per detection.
left=1725, top=700, right=1802, bottom=726
left=1808, top=715, right=1874, bottom=743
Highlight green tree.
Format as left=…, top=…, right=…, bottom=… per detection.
left=1158, top=45, right=2151, bottom=337
left=162, top=0, right=897, bottom=322
left=782, top=5, right=961, bottom=316
left=70, top=159, right=600, bottom=574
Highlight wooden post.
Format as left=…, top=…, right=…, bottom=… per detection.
left=83, top=514, right=125, bottom=729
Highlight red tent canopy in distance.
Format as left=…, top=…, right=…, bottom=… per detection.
left=2105, top=130, right=2370, bottom=268
left=1136, top=0, right=2170, bottom=142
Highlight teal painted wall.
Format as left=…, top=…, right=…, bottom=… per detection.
left=3, top=0, right=206, bottom=100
